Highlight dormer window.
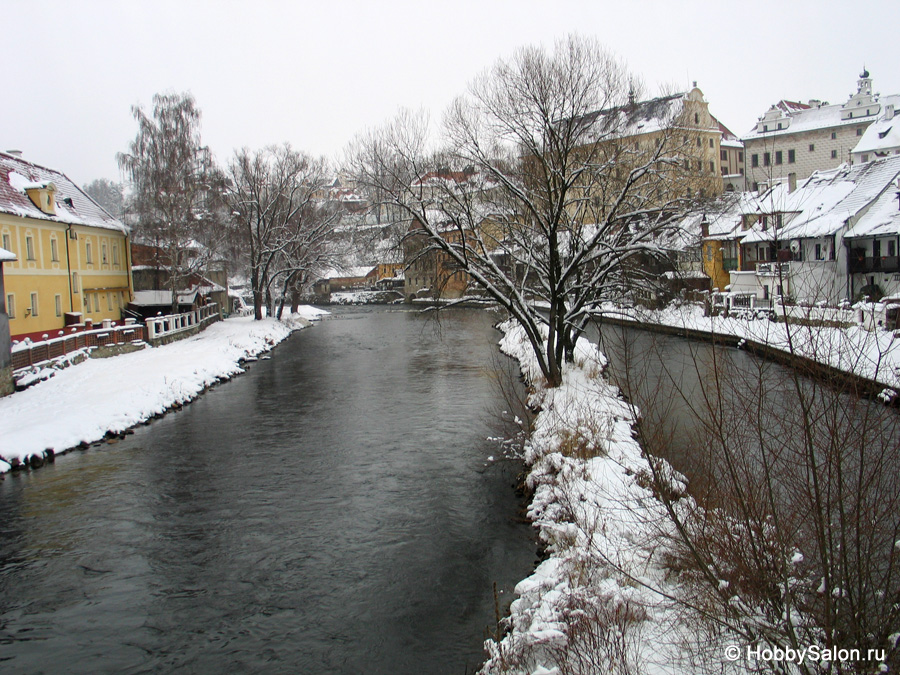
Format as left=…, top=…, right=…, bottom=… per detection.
left=23, top=181, right=57, bottom=215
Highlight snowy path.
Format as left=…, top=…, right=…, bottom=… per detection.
left=0, top=309, right=327, bottom=472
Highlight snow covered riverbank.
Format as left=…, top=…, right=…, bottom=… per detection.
left=597, top=302, right=900, bottom=392
left=481, top=321, right=694, bottom=675
left=0, top=308, right=328, bottom=473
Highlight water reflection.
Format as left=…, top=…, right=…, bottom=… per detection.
left=0, top=307, right=535, bottom=674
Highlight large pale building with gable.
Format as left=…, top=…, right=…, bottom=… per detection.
left=0, top=151, right=133, bottom=342
left=743, top=70, right=900, bottom=192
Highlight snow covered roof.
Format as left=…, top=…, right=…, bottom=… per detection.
left=742, top=155, right=900, bottom=243
left=715, top=118, right=743, bottom=149
left=0, top=151, right=128, bottom=234
left=853, top=109, right=900, bottom=156
left=0, top=246, right=15, bottom=262
left=131, top=289, right=209, bottom=306
left=743, top=95, right=900, bottom=141
left=677, top=192, right=758, bottom=242
left=320, top=266, right=375, bottom=280
left=844, top=178, right=900, bottom=238
left=576, top=92, right=690, bottom=143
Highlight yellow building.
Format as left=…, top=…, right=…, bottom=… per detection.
left=0, top=151, right=132, bottom=342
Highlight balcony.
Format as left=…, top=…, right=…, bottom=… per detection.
left=848, top=256, right=900, bottom=274
left=722, top=257, right=738, bottom=272
left=756, top=262, right=790, bottom=277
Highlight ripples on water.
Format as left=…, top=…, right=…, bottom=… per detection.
left=0, top=307, right=536, bottom=674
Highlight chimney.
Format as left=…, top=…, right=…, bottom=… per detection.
left=700, top=214, right=709, bottom=238
left=788, top=173, right=797, bottom=193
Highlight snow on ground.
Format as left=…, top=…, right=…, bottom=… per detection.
left=484, top=304, right=900, bottom=673
left=598, top=302, right=900, bottom=391
left=481, top=321, right=706, bottom=675
left=0, top=307, right=329, bottom=473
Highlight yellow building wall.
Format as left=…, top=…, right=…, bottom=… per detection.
left=702, top=239, right=731, bottom=291
left=0, top=214, right=132, bottom=339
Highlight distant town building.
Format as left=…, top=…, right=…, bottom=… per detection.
left=575, top=85, right=727, bottom=204
left=743, top=70, right=900, bottom=192
left=717, top=120, right=745, bottom=192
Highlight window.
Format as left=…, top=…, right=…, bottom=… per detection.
left=696, top=137, right=702, bottom=148
left=788, top=149, right=795, bottom=163
left=831, top=149, right=838, bottom=159
left=55, top=294, right=62, bottom=317
left=721, top=149, right=728, bottom=161
left=752, top=154, right=759, bottom=167
left=831, top=131, right=837, bottom=140
left=94, top=294, right=100, bottom=312
left=30, top=293, right=38, bottom=317
left=862, top=154, right=869, bottom=162
left=50, top=238, right=59, bottom=262
left=694, top=112, right=699, bottom=124
left=738, top=151, right=743, bottom=162
left=809, top=144, right=815, bottom=152
left=763, top=152, right=771, bottom=166
left=25, top=236, right=35, bottom=261
left=890, top=240, right=897, bottom=257
left=857, top=127, right=864, bottom=136
left=85, top=240, right=93, bottom=264
left=709, top=161, right=715, bottom=172
left=709, top=138, right=714, bottom=148
left=815, top=243, right=822, bottom=260
left=775, top=150, right=783, bottom=165
left=6, top=294, right=14, bottom=319
left=2, top=233, right=10, bottom=252
left=112, top=245, right=119, bottom=265
left=72, top=271, right=79, bottom=293
left=106, top=293, right=112, bottom=311
left=102, top=243, right=108, bottom=264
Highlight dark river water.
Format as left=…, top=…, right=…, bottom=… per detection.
left=0, top=307, right=536, bottom=674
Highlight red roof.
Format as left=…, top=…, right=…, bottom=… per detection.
left=0, top=151, right=127, bottom=234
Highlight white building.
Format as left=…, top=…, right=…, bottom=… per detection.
left=743, top=70, right=900, bottom=193
left=851, top=103, right=900, bottom=164
left=724, top=155, right=900, bottom=306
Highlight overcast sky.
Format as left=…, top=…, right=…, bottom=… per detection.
left=3, top=0, right=899, bottom=186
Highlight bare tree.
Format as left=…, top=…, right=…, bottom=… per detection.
left=82, top=178, right=124, bottom=219
left=352, top=36, right=708, bottom=387
left=118, top=92, right=222, bottom=313
left=599, top=314, right=900, bottom=674
left=224, top=144, right=340, bottom=320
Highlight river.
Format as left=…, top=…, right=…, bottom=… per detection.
left=0, top=307, right=536, bottom=674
